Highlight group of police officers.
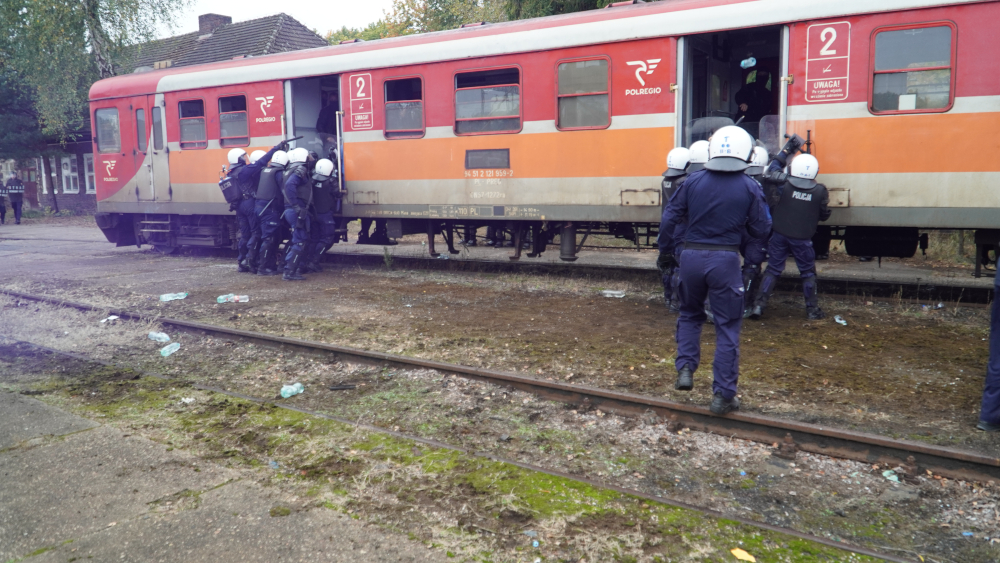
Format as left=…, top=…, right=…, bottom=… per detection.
left=657, top=125, right=830, bottom=414
left=220, top=142, right=342, bottom=281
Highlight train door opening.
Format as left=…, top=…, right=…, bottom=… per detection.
left=284, top=75, right=340, bottom=160
left=680, top=25, right=784, bottom=153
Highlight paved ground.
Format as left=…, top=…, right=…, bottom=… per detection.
left=0, top=393, right=445, bottom=563
left=0, top=221, right=992, bottom=290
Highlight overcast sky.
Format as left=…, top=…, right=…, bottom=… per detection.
left=161, top=0, right=396, bottom=38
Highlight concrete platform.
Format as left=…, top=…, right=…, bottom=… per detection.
left=1, top=220, right=992, bottom=293
left=0, top=392, right=442, bottom=562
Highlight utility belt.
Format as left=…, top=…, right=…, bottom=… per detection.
left=684, top=242, right=740, bottom=253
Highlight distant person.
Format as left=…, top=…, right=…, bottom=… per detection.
left=0, top=176, right=6, bottom=224
left=977, top=271, right=1000, bottom=432
left=735, top=70, right=771, bottom=139
left=5, top=172, right=25, bottom=225
left=316, top=92, right=340, bottom=157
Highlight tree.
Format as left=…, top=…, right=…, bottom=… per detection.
left=326, top=0, right=509, bottom=44
left=0, top=0, right=187, bottom=146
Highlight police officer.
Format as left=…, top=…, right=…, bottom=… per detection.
left=244, top=150, right=269, bottom=272
left=301, top=159, right=340, bottom=274
left=225, top=143, right=284, bottom=272
left=659, top=126, right=771, bottom=415
left=0, top=175, right=7, bottom=225
left=657, top=146, right=690, bottom=308
left=5, top=172, right=25, bottom=225
left=659, top=140, right=710, bottom=313
left=741, top=146, right=771, bottom=316
left=749, top=152, right=831, bottom=320
left=253, top=150, right=288, bottom=276
left=978, top=270, right=1000, bottom=431
left=281, top=148, right=314, bottom=281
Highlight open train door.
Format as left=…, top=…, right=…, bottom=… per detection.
left=676, top=24, right=788, bottom=154
left=148, top=94, right=171, bottom=201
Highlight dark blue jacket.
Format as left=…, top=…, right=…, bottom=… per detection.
left=283, top=167, right=311, bottom=211
left=230, top=146, right=279, bottom=198
left=658, top=168, right=771, bottom=253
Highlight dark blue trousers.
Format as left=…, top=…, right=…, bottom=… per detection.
left=235, top=198, right=258, bottom=265
left=765, top=232, right=818, bottom=308
left=980, top=279, right=1000, bottom=424
left=256, top=199, right=282, bottom=271
left=308, top=211, right=338, bottom=264
left=11, top=201, right=22, bottom=224
left=676, top=249, right=745, bottom=399
left=282, top=208, right=310, bottom=274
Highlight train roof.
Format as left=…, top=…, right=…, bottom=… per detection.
left=90, top=0, right=987, bottom=100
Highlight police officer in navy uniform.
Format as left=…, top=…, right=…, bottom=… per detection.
left=225, top=143, right=284, bottom=272
left=659, top=140, right=710, bottom=313
left=281, top=148, right=315, bottom=281
left=977, top=271, right=1000, bottom=431
left=659, top=126, right=771, bottom=415
left=748, top=152, right=830, bottom=320
left=5, top=172, right=25, bottom=225
left=302, top=158, right=340, bottom=274
left=741, top=146, right=772, bottom=317
left=657, top=146, right=691, bottom=309
left=253, top=150, right=288, bottom=276
left=0, top=175, right=7, bottom=225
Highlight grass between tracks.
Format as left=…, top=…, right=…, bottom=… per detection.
left=0, top=343, right=880, bottom=563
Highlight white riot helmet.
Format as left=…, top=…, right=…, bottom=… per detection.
left=270, top=150, right=289, bottom=167
left=288, top=147, right=309, bottom=164
left=704, top=126, right=754, bottom=172
left=663, top=147, right=690, bottom=179
left=227, top=148, right=247, bottom=165
left=249, top=150, right=266, bottom=164
left=313, top=159, right=335, bottom=180
left=788, top=153, right=819, bottom=189
left=745, top=146, right=769, bottom=176
left=687, top=140, right=710, bottom=172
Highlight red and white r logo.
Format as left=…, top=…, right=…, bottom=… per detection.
left=105, top=160, right=116, bottom=176
left=626, top=59, right=662, bottom=87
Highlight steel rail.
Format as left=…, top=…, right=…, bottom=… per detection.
left=4, top=288, right=999, bottom=484
left=11, top=340, right=914, bottom=563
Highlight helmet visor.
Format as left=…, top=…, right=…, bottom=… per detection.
left=704, top=157, right=750, bottom=172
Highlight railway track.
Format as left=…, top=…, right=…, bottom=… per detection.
left=11, top=339, right=914, bottom=563
left=4, top=287, right=999, bottom=488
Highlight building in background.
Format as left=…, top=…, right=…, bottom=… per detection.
left=3, top=13, right=326, bottom=215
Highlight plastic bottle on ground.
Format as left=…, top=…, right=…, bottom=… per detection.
left=159, top=293, right=188, bottom=302
left=217, top=294, right=250, bottom=303
left=280, top=382, right=304, bottom=398
left=160, top=342, right=180, bottom=357
left=148, top=331, right=171, bottom=343
left=217, top=293, right=235, bottom=303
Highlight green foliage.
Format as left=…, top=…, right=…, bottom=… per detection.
left=0, top=0, right=187, bottom=148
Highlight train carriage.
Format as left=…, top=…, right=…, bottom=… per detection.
left=88, top=0, right=1000, bottom=259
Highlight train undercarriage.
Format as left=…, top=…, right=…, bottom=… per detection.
left=94, top=212, right=1000, bottom=273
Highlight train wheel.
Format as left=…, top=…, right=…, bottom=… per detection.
left=153, top=245, right=178, bottom=255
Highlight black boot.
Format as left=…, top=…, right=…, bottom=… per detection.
left=749, top=272, right=779, bottom=320
left=709, top=393, right=740, bottom=415
left=675, top=365, right=694, bottom=391
left=283, top=248, right=306, bottom=281
left=803, top=277, right=823, bottom=319
left=238, top=261, right=251, bottom=273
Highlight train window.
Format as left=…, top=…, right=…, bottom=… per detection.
left=871, top=23, right=955, bottom=114
left=557, top=58, right=610, bottom=130
left=384, top=77, right=424, bottom=139
left=94, top=108, right=120, bottom=154
left=455, top=67, right=521, bottom=135
left=136, top=108, right=147, bottom=152
left=178, top=99, right=207, bottom=149
left=151, top=107, right=164, bottom=150
left=219, top=95, right=249, bottom=147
